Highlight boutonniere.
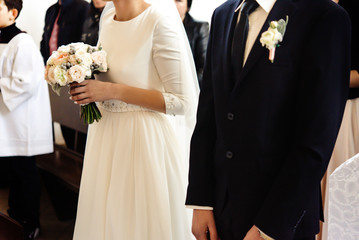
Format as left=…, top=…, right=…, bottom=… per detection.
left=260, top=16, right=289, bottom=63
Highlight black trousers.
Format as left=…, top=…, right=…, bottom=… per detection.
left=1, top=156, right=41, bottom=227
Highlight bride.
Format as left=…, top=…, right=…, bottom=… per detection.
left=69, top=0, right=199, bottom=239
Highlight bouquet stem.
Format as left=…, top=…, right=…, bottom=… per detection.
left=80, top=102, right=102, bottom=124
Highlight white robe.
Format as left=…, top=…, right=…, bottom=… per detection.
left=0, top=33, right=53, bottom=156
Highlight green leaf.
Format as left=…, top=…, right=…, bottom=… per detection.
left=51, top=84, right=62, bottom=96
left=277, top=16, right=289, bottom=36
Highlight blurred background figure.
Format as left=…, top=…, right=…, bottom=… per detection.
left=320, top=0, right=359, bottom=239
left=175, top=0, right=209, bottom=87
left=40, top=0, right=89, bottom=153
left=40, top=0, right=89, bottom=62
left=0, top=0, right=53, bottom=239
left=81, top=0, right=106, bottom=45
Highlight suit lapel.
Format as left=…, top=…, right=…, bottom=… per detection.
left=223, top=0, right=242, bottom=94
left=231, top=0, right=297, bottom=96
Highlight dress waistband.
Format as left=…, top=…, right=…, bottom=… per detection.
left=98, top=100, right=153, bottom=113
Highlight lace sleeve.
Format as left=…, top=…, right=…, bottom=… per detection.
left=162, top=92, right=184, bottom=116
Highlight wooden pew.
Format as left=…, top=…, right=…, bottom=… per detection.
left=0, top=211, right=24, bottom=240
left=36, top=86, right=87, bottom=220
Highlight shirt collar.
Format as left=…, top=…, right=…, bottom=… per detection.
left=0, top=23, right=22, bottom=44
left=235, top=0, right=277, bottom=13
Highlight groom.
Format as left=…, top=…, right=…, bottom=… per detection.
left=186, top=0, right=351, bottom=239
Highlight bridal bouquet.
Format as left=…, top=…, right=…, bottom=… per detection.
left=45, top=42, right=108, bottom=124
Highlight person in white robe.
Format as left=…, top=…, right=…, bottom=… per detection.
left=0, top=0, right=53, bottom=239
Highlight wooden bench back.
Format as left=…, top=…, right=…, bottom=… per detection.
left=49, top=85, right=88, bottom=134
left=35, top=86, right=87, bottom=192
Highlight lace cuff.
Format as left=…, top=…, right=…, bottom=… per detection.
left=162, top=92, right=184, bottom=116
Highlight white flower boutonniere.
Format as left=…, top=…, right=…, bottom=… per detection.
left=260, top=16, right=289, bottom=63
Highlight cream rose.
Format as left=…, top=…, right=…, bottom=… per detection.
left=75, top=49, right=92, bottom=66
left=46, top=51, right=58, bottom=66
left=53, top=52, right=70, bottom=66
left=68, top=55, right=79, bottom=65
left=68, top=65, right=87, bottom=83
left=91, top=51, right=108, bottom=72
left=47, top=66, right=57, bottom=85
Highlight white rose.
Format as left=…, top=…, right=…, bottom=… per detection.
left=58, top=45, right=71, bottom=53
left=269, top=27, right=283, bottom=42
left=260, top=28, right=283, bottom=49
left=54, top=66, right=69, bottom=86
left=75, top=49, right=92, bottom=67
left=270, top=21, right=278, bottom=29
left=70, top=42, right=86, bottom=49
left=85, top=67, right=92, bottom=78
left=68, top=65, right=87, bottom=83
left=91, top=51, right=108, bottom=72
left=260, top=31, right=276, bottom=49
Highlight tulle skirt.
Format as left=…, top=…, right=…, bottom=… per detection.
left=73, top=108, right=192, bottom=240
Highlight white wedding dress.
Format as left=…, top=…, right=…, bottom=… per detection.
left=73, top=4, right=198, bottom=240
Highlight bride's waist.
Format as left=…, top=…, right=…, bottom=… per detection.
left=98, top=100, right=154, bottom=113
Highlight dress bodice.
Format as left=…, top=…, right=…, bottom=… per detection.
left=96, top=6, right=186, bottom=115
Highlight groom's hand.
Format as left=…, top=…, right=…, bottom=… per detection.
left=192, top=209, right=219, bottom=240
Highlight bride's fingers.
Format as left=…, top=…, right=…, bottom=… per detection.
left=70, top=85, right=87, bottom=95
left=70, top=80, right=89, bottom=90
left=70, top=93, right=89, bottom=102
left=73, top=97, right=91, bottom=105
left=70, top=80, right=89, bottom=86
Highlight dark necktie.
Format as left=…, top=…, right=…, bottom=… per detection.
left=231, top=0, right=259, bottom=83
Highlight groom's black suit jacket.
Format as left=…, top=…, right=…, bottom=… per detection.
left=186, top=0, right=351, bottom=239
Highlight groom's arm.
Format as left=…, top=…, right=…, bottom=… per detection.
left=185, top=11, right=220, bottom=240
left=253, top=4, right=351, bottom=240
left=186, top=9, right=217, bottom=209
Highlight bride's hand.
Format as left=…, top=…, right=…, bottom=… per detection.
left=69, top=80, right=112, bottom=104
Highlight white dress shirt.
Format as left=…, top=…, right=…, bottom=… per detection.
left=237, top=0, right=277, bottom=66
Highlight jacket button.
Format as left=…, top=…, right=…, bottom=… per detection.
left=227, top=112, right=234, bottom=120
left=226, top=151, right=233, bottom=159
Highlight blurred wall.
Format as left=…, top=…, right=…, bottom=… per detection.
left=16, top=0, right=90, bottom=48
left=16, top=0, right=225, bottom=48
left=190, top=0, right=225, bottom=23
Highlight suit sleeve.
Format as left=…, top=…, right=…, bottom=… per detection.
left=40, top=7, right=52, bottom=63
left=194, top=22, right=209, bottom=87
left=254, top=6, right=351, bottom=239
left=186, top=11, right=217, bottom=207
